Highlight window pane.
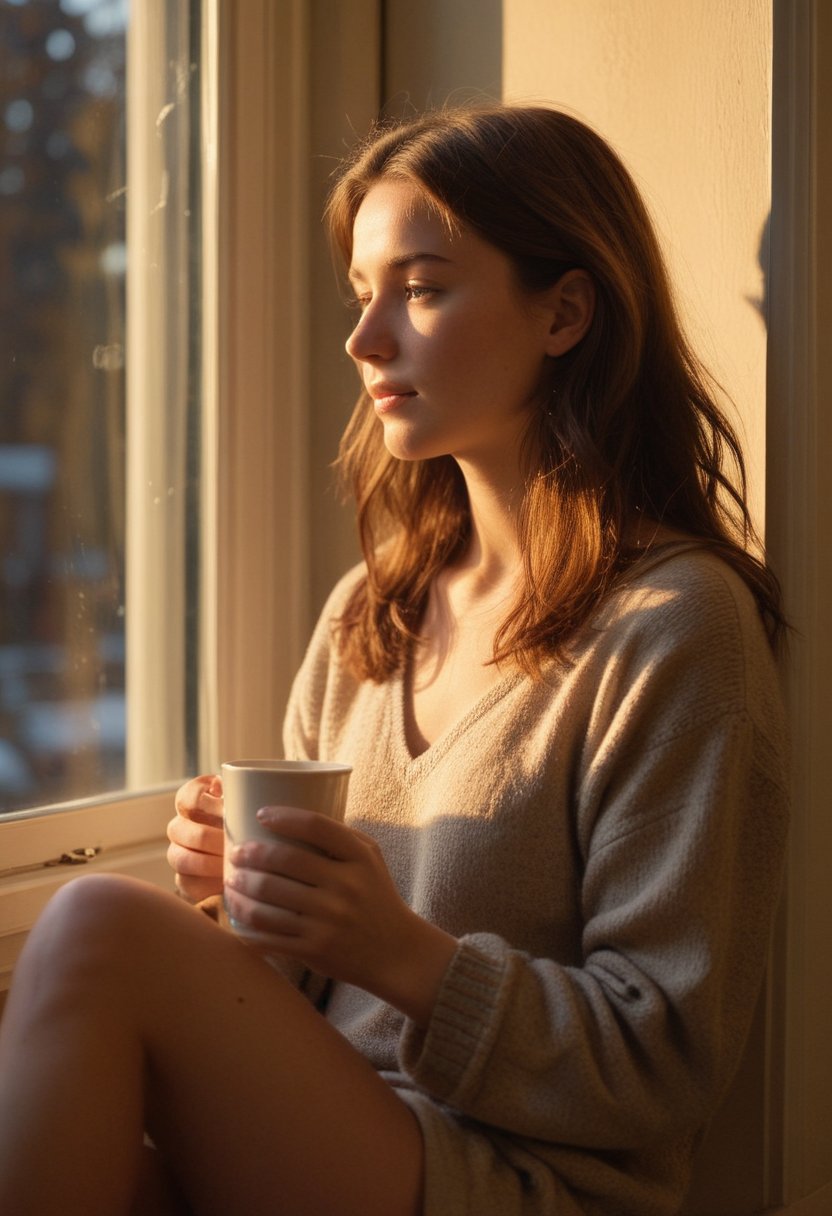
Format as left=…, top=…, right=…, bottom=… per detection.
left=0, top=0, right=201, bottom=813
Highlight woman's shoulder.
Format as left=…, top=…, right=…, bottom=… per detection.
left=317, top=560, right=368, bottom=624
left=583, top=542, right=783, bottom=730
left=291, top=561, right=368, bottom=682
left=325, top=559, right=368, bottom=607
left=602, top=541, right=767, bottom=638
left=283, top=562, right=369, bottom=755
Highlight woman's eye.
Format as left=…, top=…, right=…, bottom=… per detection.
left=405, top=284, right=435, bottom=302
left=346, top=285, right=434, bottom=311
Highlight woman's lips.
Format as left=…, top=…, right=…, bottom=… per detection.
left=368, top=385, right=417, bottom=414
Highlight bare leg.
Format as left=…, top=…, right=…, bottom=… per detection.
left=0, top=874, right=424, bottom=1216
left=130, top=1146, right=194, bottom=1216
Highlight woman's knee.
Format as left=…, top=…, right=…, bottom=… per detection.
left=21, top=873, right=171, bottom=982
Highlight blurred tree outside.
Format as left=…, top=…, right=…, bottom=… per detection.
left=0, top=0, right=128, bottom=811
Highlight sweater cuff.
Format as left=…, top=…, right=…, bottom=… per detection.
left=398, top=933, right=512, bottom=1104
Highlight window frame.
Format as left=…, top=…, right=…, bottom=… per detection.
left=0, top=787, right=175, bottom=991
left=125, top=0, right=201, bottom=786
left=766, top=0, right=832, bottom=1208
left=0, top=0, right=315, bottom=992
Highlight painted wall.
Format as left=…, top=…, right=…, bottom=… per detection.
left=502, top=0, right=771, bottom=535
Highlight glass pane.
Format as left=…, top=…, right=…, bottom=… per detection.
left=0, top=0, right=201, bottom=813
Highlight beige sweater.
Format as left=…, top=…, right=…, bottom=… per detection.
left=283, top=545, right=789, bottom=1216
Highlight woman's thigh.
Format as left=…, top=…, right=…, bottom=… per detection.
left=130, top=1146, right=194, bottom=1216
left=29, top=874, right=425, bottom=1216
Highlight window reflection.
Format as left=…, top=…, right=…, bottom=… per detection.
left=0, top=0, right=128, bottom=811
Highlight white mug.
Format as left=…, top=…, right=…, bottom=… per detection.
left=220, top=758, right=352, bottom=936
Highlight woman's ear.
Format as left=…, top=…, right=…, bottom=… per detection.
left=543, top=269, right=595, bottom=357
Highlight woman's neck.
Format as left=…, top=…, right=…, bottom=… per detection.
left=454, top=460, right=524, bottom=590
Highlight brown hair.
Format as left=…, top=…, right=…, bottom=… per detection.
left=325, top=104, right=785, bottom=681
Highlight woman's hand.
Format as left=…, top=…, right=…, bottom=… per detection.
left=224, top=808, right=457, bottom=1026
left=167, top=775, right=225, bottom=904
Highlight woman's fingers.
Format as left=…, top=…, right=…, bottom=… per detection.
left=224, top=810, right=413, bottom=987
left=167, top=812, right=224, bottom=857
left=224, top=883, right=305, bottom=938
left=169, top=774, right=225, bottom=902
left=176, top=874, right=224, bottom=905
left=226, top=864, right=321, bottom=913
left=253, top=806, right=373, bottom=860
left=229, top=838, right=333, bottom=890
left=168, top=774, right=224, bottom=863
left=174, top=774, right=224, bottom=827
left=167, top=808, right=224, bottom=879
left=167, top=837, right=223, bottom=878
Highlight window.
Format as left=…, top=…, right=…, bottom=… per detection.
left=0, top=0, right=346, bottom=995
left=0, top=0, right=130, bottom=812
left=0, top=0, right=212, bottom=989
left=0, top=0, right=203, bottom=816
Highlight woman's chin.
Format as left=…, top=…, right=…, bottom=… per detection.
left=380, top=427, right=442, bottom=463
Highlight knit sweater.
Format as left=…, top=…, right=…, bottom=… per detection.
left=282, top=544, right=789, bottom=1216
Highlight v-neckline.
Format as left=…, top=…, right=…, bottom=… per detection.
left=387, top=541, right=706, bottom=770
left=393, top=661, right=525, bottom=769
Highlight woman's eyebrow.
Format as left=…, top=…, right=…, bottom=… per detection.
left=347, top=252, right=452, bottom=285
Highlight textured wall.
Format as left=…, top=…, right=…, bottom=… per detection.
left=503, top=0, right=771, bottom=533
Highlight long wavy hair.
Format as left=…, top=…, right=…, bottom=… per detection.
left=325, top=104, right=785, bottom=681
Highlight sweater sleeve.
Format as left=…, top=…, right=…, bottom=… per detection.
left=275, top=565, right=367, bottom=1004
left=282, top=563, right=366, bottom=762
left=398, top=576, right=789, bottom=1149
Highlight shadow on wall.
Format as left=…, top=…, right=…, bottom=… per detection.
left=381, top=0, right=503, bottom=118
left=747, top=213, right=770, bottom=325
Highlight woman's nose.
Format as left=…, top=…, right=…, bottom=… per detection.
left=345, top=301, right=397, bottom=363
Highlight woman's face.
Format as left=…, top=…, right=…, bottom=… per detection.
left=345, top=179, right=557, bottom=475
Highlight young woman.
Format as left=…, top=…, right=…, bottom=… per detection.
left=0, top=105, right=788, bottom=1216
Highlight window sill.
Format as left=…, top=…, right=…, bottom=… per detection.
left=0, top=787, right=176, bottom=992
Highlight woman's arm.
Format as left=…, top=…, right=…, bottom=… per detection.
left=408, top=727, right=785, bottom=1146
left=396, top=616, right=789, bottom=1148
left=224, top=808, right=458, bottom=1027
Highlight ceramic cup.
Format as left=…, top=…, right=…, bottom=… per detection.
left=220, top=758, right=352, bottom=937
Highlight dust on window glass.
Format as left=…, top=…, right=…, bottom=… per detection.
left=0, top=0, right=128, bottom=811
